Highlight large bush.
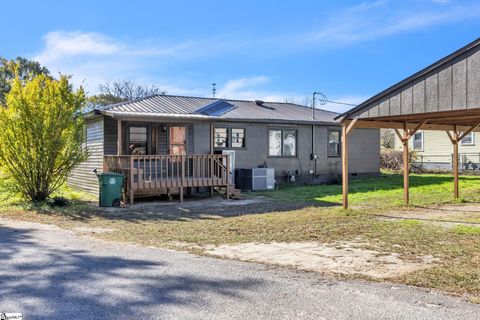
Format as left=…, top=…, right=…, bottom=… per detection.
left=0, top=74, right=88, bottom=202
left=380, top=149, right=420, bottom=173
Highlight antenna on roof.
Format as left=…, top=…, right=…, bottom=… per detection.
left=212, top=83, right=216, bottom=98
left=312, top=92, right=327, bottom=120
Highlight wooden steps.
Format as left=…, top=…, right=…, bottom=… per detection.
left=214, top=185, right=244, bottom=200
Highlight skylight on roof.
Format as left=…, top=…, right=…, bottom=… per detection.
left=195, top=100, right=237, bottom=116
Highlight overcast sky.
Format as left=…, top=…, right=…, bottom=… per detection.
left=1, top=0, right=480, bottom=112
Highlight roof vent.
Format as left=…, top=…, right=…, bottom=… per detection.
left=254, top=100, right=264, bottom=106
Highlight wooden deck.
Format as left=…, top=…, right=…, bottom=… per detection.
left=104, top=154, right=231, bottom=204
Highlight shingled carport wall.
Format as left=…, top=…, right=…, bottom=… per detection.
left=337, top=37, right=480, bottom=209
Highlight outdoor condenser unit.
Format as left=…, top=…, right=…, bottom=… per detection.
left=235, top=168, right=275, bottom=191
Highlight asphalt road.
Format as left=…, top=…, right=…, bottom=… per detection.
left=0, top=218, right=478, bottom=320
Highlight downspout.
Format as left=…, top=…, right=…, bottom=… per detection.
left=312, top=93, right=318, bottom=177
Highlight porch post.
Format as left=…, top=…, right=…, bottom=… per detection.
left=402, top=122, right=409, bottom=206
left=341, top=121, right=349, bottom=209
left=129, top=155, right=134, bottom=205
left=210, top=123, right=214, bottom=196
left=117, top=119, right=122, bottom=155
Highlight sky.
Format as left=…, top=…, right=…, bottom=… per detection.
left=1, top=0, right=480, bottom=112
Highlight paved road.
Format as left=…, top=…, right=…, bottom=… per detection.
left=0, top=218, right=478, bottom=320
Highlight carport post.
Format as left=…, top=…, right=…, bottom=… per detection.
left=402, top=123, right=409, bottom=206
left=446, top=127, right=460, bottom=199
left=342, top=122, right=348, bottom=209
left=453, top=135, right=459, bottom=199
left=447, top=123, right=480, bottom=200
left=341, top=119, right=357, bottom=209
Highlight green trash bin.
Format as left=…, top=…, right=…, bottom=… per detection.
left=97, top=172, right=124, bottom=207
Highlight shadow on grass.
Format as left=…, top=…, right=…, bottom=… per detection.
left=0, top=225, right=264, bottom=319
left=12, top=174, right=480, bottom=223
left=33, top=195, right=338, bottom=223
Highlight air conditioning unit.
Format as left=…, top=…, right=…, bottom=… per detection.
left=235, top=168, right=275, bottom=191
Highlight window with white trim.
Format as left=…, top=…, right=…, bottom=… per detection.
left=268, top=129, right=297, bottom=157
left=214, top=128, right=228, bottom=148
left=231, top=128, right=245, bottom=148
left=129, top=126, right=148, bottom=155
left=412, top=131, right=423, bottom=151
left=327, top=130, right=341, bottom=157
left=461, top=132, right=475, bottom=145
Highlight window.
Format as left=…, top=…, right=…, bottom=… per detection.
left=412, top=131, right=423, bottom=151
left=461, top=132, right=475, bottom=145
left=328, top=130, right=341, bottom=157
left=269, top=129, right=297, bottom=157
left=129, top=126, right=147, bottom=155
left=231, top=128, right=245, bottom=148
left=283, top=130, right=296, bottom=156
left=169, top=126, right=186, bottom=155
left=214, top=128, right=228, bottom=148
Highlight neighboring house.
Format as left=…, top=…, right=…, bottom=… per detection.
left=68, top=95, right=380, bottom=202
left=393, top=131, right=480, bottom=171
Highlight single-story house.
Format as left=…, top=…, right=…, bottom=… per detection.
left=68, top=95, right=380, bottom=203
left=393, top=130, right=480, bottom=171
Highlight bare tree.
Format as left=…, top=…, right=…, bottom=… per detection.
left=381, top=129, right=395, bottom=149
left=90, top=80, right=167, bottom=105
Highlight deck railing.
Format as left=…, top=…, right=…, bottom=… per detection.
left=103, top=154, right=230, bottom=203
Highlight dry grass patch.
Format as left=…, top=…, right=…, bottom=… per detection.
left=1, top=173, right=480, bottom=302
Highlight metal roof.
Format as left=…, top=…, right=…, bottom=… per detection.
left=97, top=94, right=339, bottom=124
left=336, top=37, right=480, bottom=121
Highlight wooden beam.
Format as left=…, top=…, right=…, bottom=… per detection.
left=403, top=122, right=409, bottom=206
left=342, top=121, right=349, bottom=209
left=445, top=130, right=455, bottom=144
left=394, top=128, right=405, bottom=142
left=351, top=120, right=480, bottom=133
left=368, top=108, right=480, bottom=122
left=458, top=121, right=480, bottom=141
left=117, top=119, right=122, bottom=155
left=346, top=118, right=358, bottom=136
left=407, top=119, right=428, bottom=139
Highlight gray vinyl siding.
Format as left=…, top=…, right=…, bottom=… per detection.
left=211, top=121, right=379, bottom=180
left=68, top=117, right=104, bottom=194
left=73, top=116, right=380, bottom=192
left=104, top=116, right=117, bottom=155
left=351, top=44, right=480, bottom=118
left=193, top=122, right=211, bottom=154
left=158, top=126, right=167, bottom=154
left=348, top=129, right=381, bottom=173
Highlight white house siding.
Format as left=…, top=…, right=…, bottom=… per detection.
left=393, top=131, right=480, bottom=170
left=67, top=117, right=104, bottom=194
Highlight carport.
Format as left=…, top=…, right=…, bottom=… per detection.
left=336, top=38, right=480, bottom=209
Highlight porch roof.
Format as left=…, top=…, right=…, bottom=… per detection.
left=92, top=94, right=340, bottom=125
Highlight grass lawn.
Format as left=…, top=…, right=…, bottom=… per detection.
left=1, top=173, right=480, bottom=302
left=254, top=173, right=480, bottom=208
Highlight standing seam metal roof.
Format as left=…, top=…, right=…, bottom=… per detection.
left=98, top=94, right=339, bottom=124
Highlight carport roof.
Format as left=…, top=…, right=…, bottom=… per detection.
left=336, top=37, right=480, bottom=131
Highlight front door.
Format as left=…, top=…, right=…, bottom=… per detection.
left=169, top=126, right=187, bottom=155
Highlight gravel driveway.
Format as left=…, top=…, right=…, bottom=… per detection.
left=0, top=218, right=478, bottom=320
